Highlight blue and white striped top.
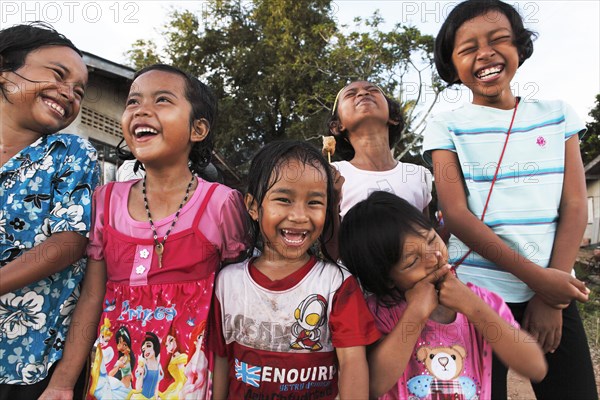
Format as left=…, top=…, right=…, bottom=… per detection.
left=423, top=99, right=586, bottom=303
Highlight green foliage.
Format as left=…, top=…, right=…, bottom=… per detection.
left=581, top=94, right=600, bottom=166
left=125, top=0, right=439, bottom=172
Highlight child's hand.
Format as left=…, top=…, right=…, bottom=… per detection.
left=330, top=166, right=344, bottom=205
left=522, top=295, right=563, bottom=354
left=437, top=270, right=476, bottom=315
left=405, top=264, right=452, bottom=321
left=532, top=268, right=589, bottom=308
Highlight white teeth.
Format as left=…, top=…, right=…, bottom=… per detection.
left=281, top=229, right=307, bottom=244
left=477, top=65, right=503, bottom=79
left=44, top=100, right=65, bottom=116
left=134, top=127, right=158, bottom=137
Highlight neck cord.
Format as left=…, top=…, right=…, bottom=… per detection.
left=142, top=174, right=195, bottom=268
left=453, top=97, right=520, bottom=270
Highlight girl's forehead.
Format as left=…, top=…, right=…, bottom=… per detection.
left=130, top=70, right=187, bottom=95
left=272, top=159, right=326, bottom=179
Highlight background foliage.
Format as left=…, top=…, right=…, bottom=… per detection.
left=126, top=0, right=440, bottom=172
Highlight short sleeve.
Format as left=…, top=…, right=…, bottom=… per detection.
left=86, top=185, right=108, bottom=260
left=562, top=101, right=587, bottom=140
left=467, top=283, right=519, bottom=329
left=330, top=276, right=381, bottom=347
left=422, top=116, right=456, bottom=166
left=217, top=190, right=250, bottom=261
left=208, top=295, right=228, bottom=357
left=366, top=295, right=406, bottom=335
left=49, top=138, right=100, bottom=236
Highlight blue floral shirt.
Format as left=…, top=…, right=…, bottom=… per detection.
left=0, top=133, right=99, bottom=385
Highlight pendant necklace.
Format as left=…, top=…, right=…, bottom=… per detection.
left=142, top=174, right=195, bottom=268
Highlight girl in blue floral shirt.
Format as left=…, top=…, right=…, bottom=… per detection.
left=0, top=23, right=99, bottom=399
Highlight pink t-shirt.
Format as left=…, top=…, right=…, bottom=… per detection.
left=87, top=178, right=248, bottom=263
left=367, top=284, right=517, bottom=400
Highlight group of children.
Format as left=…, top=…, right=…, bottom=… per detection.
left=0, top=1, right=597, bottom=399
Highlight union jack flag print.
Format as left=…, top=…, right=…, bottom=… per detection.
left=235, top=358, right=262, bottom=387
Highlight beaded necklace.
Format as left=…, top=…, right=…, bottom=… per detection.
left=142, top=174, right=195, bottom=268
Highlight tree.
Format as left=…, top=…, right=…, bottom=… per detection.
left=581, top=94, right=600, bottom=166
left=126, top=0, right=439, bottom=171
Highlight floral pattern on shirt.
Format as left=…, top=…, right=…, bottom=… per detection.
left=0, top=133, right=99, bottom=384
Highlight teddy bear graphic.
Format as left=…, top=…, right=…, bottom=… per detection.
left=406, top=345, right=478, bottom=400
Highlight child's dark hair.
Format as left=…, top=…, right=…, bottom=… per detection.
left=0, top=22, right=82, bottom=100
left=435, top=0, right=536, bottom=85
left=118, top=64, right=217, bottom=175
left=246, top=140, right=336, bottom=263
left=325, top=85, right=404, bottom=161
left=339, top=191, right=432, bottom=306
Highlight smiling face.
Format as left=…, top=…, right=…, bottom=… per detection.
left=0, top=45, right=87, bottom=136
left=117, top=336, right=130, bottom=354
left=121, top=69, right=205, bottom=167
left=142, top=340, right=157, bottom=360
left=334, top=81, right=390, bottom=133
left=451, top=10, right=519, bottom=107
left=248, top=159, right=328, bottom=268
left=390, top=228, right=448, bottom=292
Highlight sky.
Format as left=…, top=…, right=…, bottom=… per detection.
left=1, top=0, right=599, bottom=122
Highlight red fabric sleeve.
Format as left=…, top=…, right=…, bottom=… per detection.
left=329, top=276, right=381, bottom=348
left=208, top=296, right=228, bottom=358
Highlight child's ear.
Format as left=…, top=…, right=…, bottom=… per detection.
left=328, top=120, right=345, bottom=136
left=190, top=118, right=210, bottom=142
left=244, top=194, right=259, bottom=221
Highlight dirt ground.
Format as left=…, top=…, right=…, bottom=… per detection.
left=507, top=346, right=600, bottom=399
left=507, top=246, right=600, bottom=399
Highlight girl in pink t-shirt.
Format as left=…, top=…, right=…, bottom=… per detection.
left=42, top=64, right=248, bottom=400
left=339, top=191, right=547, bottom=399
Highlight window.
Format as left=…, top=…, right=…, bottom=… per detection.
left=89, top=138, right=121, bottom=185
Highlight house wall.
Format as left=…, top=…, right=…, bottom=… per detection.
left=585, top=179, right=600, bottom=245
left=64, top=72, right=130, bottom=183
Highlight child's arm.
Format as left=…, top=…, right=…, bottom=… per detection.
left=336, top=346, right=368, bottom=399
left=38, top=258, right=107, bottom=400
left=368, top=265, right=452, bottom=398
left=522, top=135, right=588, bottom=352
left=212, top=355, right=229, bottom=400
left=0, top=232, right=87, bottom=295
left=438, top=272, right=547, bottom=382
left=431, top=149, right=588, bottom=307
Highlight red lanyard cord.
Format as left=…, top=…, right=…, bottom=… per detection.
left=453, top=97, right=520, bottom=270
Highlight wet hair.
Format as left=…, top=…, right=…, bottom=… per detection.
left=115, top=326, right=135, bottom=379
left=117, top=64, right=217, bottom=175
left=325, top=83, right=404, bottom=161
left=245, top=140, right=336, bottom=263
left=435, top=0, right=536, bottom=85
left=0, top=22, right=82, bottom=100
left=339, top=191, right=432, bottom=306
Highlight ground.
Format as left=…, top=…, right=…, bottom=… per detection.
left=507, top=246, right=600, bottom=399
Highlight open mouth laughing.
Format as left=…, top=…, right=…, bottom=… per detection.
left=281, top=229, right=309, bottom=246
left=475, top=64, right=504, bottom=81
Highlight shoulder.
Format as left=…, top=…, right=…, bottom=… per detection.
left=50, top=133, right=97, bottom=154
left=201, top=180, right=242, bottom=203
left=93, top=180, right=136, bottom=201
left=428, top=104, right=472, bottom=123
left=217, top=258, right=249, bottom=279
left=466, top=282, right=506, bottom=309
left=216, top=259, right=249, bottom=291
left=331, top=160, right=351, bottom=173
